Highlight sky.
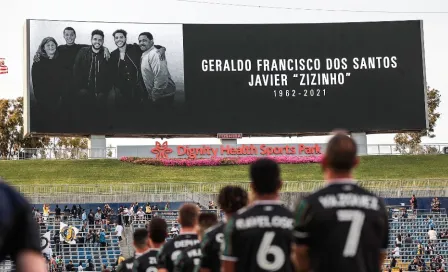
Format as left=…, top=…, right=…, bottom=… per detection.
left=0, top=0, right=446, bottom=148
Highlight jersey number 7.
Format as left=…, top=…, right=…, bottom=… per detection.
left=336, top=210, right=365, bottom=258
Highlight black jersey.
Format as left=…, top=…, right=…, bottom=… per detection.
left=200, top=222, right=225, bottom=272
left=157, top=233, right=199, bottom=272
left=173, top=243, right=201, bottom=272
left=293, top=181, right=389, bottom=272
left=222, top=200, right=294, bottom=272
left=0, top=181, right=41, bottom=264
left=116, top=249, right=159, bottom=272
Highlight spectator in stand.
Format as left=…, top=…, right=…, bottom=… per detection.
left=390, top=257, right=397, bottom=268
left=95, top=208, right=102, bottom=225
left=425, top=242, right=435, bottom=255
left=408, top=258, right=419, bottom=271
left=77, top=205, right=83, bottom=219
left=85, top=259, right=94, bottom=271
left=405, top=233, right=413, bottom=244
left=428, top=215, right=436, bottom=229
left=417, top=243, right=424, bottom=255
left=165, top=202, right=170, bottom=210
left=88, top=209, right=94, bottom=226
left=392, top=243, right=400, bottom=258
left=78, top=261, right=84, bottom=271
left=429, top=227, right=438, bottom=242
left=145, top=203, right=152, bottom=214
left=102, top=264, right=111, bottom=272
left=410, top=195, right=418, bottom=212
left=55, top=205, right=61, bottom=221
left=64, top=205, right=70, bottom=220
left=441, top=230, right=448, bottom=242
left=396, top=234, right=402, bottom=247
left=136, top=207, right=145, bottom=219
left=99, top=229, right=107, bottom=248
left=114, top=222, right=124, bottom=242
left=43, top=204, right=50, bottom=219
left=401, top=209, right=408, bottom=219
left=66, top=260, right=75, bottom=271
left=71, top=205, right=77, bottom=218
left=432, top=197, right=441, bottom=212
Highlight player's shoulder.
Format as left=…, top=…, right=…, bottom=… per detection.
left=143, top=249, right=159, bottom=258
left=159, top=238, right=175, bottom=252
left=205, top=222, right=225, bottom=236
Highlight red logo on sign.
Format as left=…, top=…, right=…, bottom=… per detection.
left=0, top=58, right=8, bottom=74
left=151, top=141, right=173, bottom=159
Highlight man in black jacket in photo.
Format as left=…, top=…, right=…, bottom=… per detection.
left=108, top=29, right=166, bottom=127
left=73, top=29, right=113, bottom=132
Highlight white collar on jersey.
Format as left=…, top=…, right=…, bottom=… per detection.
left=135, top=248, right=151, bottom=258
left=252, top=200, right=284, bottom=205
left=179, top=231, right=197, bottom=235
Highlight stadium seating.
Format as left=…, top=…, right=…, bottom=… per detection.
left=384, top=207, right=448, bottom=271
left=38, top=216, right=121, bottom=271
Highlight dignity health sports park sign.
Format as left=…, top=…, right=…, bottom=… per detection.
left=25, top=19, right=427, bottom=136
left=117, top=142, right=324, bottom=159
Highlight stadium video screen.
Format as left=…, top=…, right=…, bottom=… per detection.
left=25, top=19, right=427, bottom=136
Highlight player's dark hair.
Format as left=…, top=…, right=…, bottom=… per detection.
left=91, top=29, right=104, bottom=39
left=199, top=212, right=218, bottom=228
left=218, top=186, right=248, bottom=213
left=148, top=217, right=167, bottom=243
left=133, top=228, right=149, bottom=249
left=63, top=27, right=76, bottom=36
left=139, top=32, right=153, bottom=41
left=325, top=133, right=357, bottom=173
left=250, top=158, right=281, bottom=194
left=112, top=29, right=127, bottom=38
left=198, top=212, right=218, bottom=236
left=179, top=203, right=199, bottom=228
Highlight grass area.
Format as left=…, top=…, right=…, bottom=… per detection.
left=0, top=155, right=447, bottom=186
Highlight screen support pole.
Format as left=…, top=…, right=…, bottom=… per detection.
left=350, top=132, right=368, bottom=155
left=88, top=135, right=107, bottom=159
left=220, top=139, right=237, bottom=145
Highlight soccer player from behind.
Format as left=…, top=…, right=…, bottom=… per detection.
left=158, top=203, right=200, bottom=272
left=221, top=158, right=294, bottom=272
left=117, top=225, right=159, bottom=272
left=174, top=213, right=219, bottom=272
left=199, top=186, right=248, bottom=272
left=0, top=180, right=47, bottom=272
left=293, top=133, right=389, bottom=272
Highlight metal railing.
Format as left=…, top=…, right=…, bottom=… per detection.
left=11, top=179, right=448, bottom=197
left=1, top=143, right=447, bottom=160
left=4, top=147, right=117, bottom=160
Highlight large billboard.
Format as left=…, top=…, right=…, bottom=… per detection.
left=25, top=19, right=427, bottom=137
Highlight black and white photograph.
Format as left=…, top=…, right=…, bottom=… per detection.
left=27, top=19, right=184, bottom=134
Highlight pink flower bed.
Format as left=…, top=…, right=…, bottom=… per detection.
left=120, top=155, right=322, bottom=167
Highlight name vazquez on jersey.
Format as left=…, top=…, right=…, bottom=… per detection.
left=294, top=182, right=389, bottom=272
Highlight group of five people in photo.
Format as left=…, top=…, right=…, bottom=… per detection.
left=31, top=27, right=176, bottom=132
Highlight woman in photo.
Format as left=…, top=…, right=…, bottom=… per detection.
left=31, top=37, right=69, bottom=128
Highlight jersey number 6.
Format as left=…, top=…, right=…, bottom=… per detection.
left=256, top=231, right=285, bottom=271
